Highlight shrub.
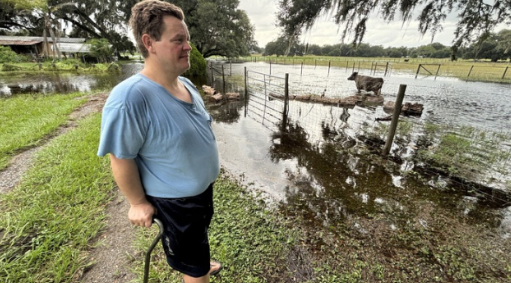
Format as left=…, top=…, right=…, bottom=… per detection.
left=88, top=38, right=114, bottom=63
left=184, top=43, right=207, bottom=77
left=0, top=46, right=21, bottom=63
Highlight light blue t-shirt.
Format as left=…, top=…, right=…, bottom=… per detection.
left=97, top=73, right=220, bottom=198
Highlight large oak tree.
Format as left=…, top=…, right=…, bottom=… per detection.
left=277, top=0, right=511, bottom=57
left=0, top=0, right=255, bottom=58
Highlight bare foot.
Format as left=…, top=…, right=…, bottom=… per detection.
left=209, top=260, right=222, bottom=276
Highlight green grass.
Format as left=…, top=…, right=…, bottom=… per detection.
left=0, top=93, right=87, bottom=170
left=0, top=114, right=113, bottom=283
left=417, top=124, right=511, bottom=177
left=133, top=174, right=298, bottom=283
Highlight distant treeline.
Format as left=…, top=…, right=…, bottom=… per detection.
left=261, top=29, right=511, bottom=62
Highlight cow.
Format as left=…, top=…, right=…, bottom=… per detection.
left=347, top=72, right=384, bottom=95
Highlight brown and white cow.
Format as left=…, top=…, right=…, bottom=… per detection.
left=347, top=72, right=384, bottom=95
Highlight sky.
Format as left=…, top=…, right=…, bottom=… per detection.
left=237, top=0, right=502, bottom=48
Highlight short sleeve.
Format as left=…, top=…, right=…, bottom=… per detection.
left=97, top=101, right=147, bottom=159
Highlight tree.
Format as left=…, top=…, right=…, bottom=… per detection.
left=1, top=0, right=255, bottom=58
left=496, top=29, right=511, bottom=60
left=277, top=0, right=511, bottom=57
left=263, top=36, right=305, bottom=56
left=1, top=0, right=71, bottom=58
left=179, top=0, right=255, bottom=58
left=263, top=38, right=286, bottom=56
left=0, top=0, right=136, bottom=55
left=305, top=44, right=322, bottom=55
left=53, top=0, right=136, bottom=55
left=461, top=31, right=510, bottom=61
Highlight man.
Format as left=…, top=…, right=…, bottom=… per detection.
left=97, top=1, right=221, bottom=282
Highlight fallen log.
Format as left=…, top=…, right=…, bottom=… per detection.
left=208, top=93, right=223, bottom=103
left=202, top=85, right=216, bottom=95
left=268, top=93, right=383, bottom=107
left=384, top=101, right=424, bottom=116
left=225, top=92, right=240, bottom=101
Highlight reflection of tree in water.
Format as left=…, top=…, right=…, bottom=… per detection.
left=207, top=101, right=243, bottom=123
left=269, top=120, right=497, bottom=230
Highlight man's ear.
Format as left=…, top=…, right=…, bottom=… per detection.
left=141, top=34, right=154, bottom=53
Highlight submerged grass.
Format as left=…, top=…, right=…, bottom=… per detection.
left=0, top=92, right=86, bottom=170
left=417, top=124, right=511, bottom=178
left=0, top=114, right=113, bottom=282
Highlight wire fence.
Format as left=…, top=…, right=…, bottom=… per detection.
left=212, top=57, right=511, bottom=82
left=207, top=60, right=511, bottom=206
left=244, top=70, right=287, bottom=131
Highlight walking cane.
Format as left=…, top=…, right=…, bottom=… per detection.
left=144, top=218, right=164, bottom=283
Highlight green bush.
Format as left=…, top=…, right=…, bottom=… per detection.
left=0, top=46, right=21, bottom=63
left=88, top=38, right=114, bottom=63
left=184, top=42, right=207, bottom=77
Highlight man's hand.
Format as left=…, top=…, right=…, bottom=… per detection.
left=128, top=201, right=156, bottom=228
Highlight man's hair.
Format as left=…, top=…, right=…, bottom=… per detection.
left=129, top=0, right=185, bottom=58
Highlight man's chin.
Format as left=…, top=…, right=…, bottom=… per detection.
left=179, top=64, right=191, bottom=74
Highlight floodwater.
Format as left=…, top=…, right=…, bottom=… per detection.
left=2, top=61, right=510, bottom=238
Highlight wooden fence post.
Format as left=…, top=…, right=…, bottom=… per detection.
left=502, top=66, right=509, bottom=79
left=210, top=62, right=214, bottom=83
left=415, top=64, right=421, bottom=79
left=383, top=84, right=407, bottom=156
left=384, top=62, right=389, bottom=76
left=283, top=73, right=289, bottom=129
left=435, top=65, right=441, bottom=80
left=328, top=61, right=331, bottom=76
left=467, top=65, right=474, bottom=78
left=244, top=67, right=248, bottom=117
left=221, top=65, right=225, bottom=94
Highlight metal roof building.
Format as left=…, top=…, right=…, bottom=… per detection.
left=0, top=36, right=89, bottom=56
left=0, top=36, right=86, bottom=44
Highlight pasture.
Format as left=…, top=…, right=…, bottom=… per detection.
left=237, top=55, right=511, bottom=83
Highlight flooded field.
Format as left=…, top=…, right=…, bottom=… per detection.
left=207, top=61, right=511, bottom=237
left=2, top=60, right=511, bottom=280
left=2, top=61, right=510, bottom=238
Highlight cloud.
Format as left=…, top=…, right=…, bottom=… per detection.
left=238, top=0, right=506, bottom=48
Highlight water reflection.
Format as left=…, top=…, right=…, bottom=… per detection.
left=270, top=120, right=505, bottom=234
left=0, top=63, right=142, bottom=96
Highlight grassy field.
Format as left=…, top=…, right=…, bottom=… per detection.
left=0, top=113, right=113, bottom=282
left=230, top=55, right=511, bottom=83
left=0, top=92, right=87, bottom=170
left=1, top=92, right=511, bottom=282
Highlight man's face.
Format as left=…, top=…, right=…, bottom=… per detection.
left=150, top=16, right=191, bottom=74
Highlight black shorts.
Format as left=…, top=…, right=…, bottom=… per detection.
left=146, top=183, right=214, bottom=278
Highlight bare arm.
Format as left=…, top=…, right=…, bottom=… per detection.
left=109, top=154, right=156, bottom=228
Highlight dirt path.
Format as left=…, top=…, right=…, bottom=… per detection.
left=0, top=93, right=137, bottom=283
